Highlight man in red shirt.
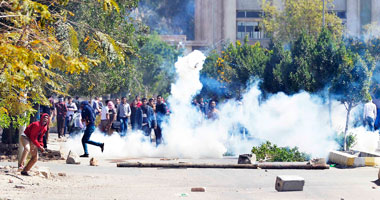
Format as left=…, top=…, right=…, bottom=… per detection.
left=19, top=113, right=49, bottom=176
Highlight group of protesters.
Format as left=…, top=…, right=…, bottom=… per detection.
left=17, top=94, right=221, bottom=176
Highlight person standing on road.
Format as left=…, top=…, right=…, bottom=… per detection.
left=155, top=95, right=168, bottom=146
left=55, top=96, right=67, bottom=138
left=80, top=101, right=104, bottom=157
left=19, top=114, right=49, bottom=176
left=117, top=97, right=131, bottom=136
left=65, top=97, right=77, bottom=136
left=130, top=99, right=143, bottom=131
left=99, top=100, right=110, bottom=134
left=106, top=101, right=117, bottom=135
left=141, top=98, right=156, bottom=138
left=363, top=98, right=377, bottom=131
left=207, top=100, right=219, bottom=120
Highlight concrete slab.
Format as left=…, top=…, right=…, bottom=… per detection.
left=275, top=175, right=305, bottom=192
left=328, top=151, right=380, bottom=167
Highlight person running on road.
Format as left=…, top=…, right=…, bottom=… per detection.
left=80, top=101, right=104, bottom=157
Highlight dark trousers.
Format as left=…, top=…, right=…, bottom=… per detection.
left=43, top=128, right=49, bottom=148
left=142, top=125, right=151, bottom=137
left=57, top=116, right=65, bottom=137
left=155, top=125, right=163, bottom=146
left=64, top=115, right=72, bottom=136
left=81, top=125, right=102, bottom=155
left=119, top=117, right=128, bottom=136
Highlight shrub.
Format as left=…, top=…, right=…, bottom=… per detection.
left=251, top=141, right=310, bottom=162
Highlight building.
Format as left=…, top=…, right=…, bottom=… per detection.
left=161, top=0, right=380, bottom=52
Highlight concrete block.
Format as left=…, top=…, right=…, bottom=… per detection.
left=275, top=175, right=305, bottom=192
left=238, top=154, right=256, bottom=164
left=328, top=151, right=356, bottom=167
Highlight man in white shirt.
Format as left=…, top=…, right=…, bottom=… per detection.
left=99, top=100, right=110, bottom=134
left=65, top=97, right=77, bottom=136
left=363, top=98, right=377, bottom=131
left=117, top=97, right=131, bottom=136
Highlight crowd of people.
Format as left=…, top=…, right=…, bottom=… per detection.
left=17, top=94, right=222, bottom=176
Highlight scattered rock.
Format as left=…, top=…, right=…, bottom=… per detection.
left=372, top=186, right=376, bottom=189
left=15, top=185, right=25, bottom=189
left=37, top=167, right=51, bottom=179
left=308, top=158, right=326, bottom=166
left=66, top=150, right=80, bottom=165
left=238, top=154, right=256, bottom=164
left=191, top=187, right=206, bottom=192
left=90, top=157, right=98, bottom=166
left=58, top=172, right=66, bottom=177
left=9, top=179, right=13, bottom=183
left=265, top=169, right=268, bottom=172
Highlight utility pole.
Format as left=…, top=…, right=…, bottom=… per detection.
left=322, top=0, right=325, bottom=27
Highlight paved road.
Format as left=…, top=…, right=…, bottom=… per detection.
left=1, top=157, right=380, bottom=200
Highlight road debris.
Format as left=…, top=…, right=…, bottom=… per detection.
left=275, top=175, right=305, bottom=192
left=90, top=158, right=98, bottom=166
left=66, top=150, right=80, bottom=165
left=191, top=187, right=206, bottom=192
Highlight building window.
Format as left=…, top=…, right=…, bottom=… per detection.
left=237, top=11, right=263, bottom=18
left=336, top=11, right=346, bottom=19
left=328, top=11, right=346, bottom=20
left=237, top=21, right=266, bottom=39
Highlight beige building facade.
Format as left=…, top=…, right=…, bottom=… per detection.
left=168, top=0, right=380, bottom=52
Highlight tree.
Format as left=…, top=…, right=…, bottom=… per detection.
left=0, top=0, right=134, bottom=144
left=135, top=33, right=181, bottom=98
left=262, top=41, right=291, bottom=94
left=262, top=0, right=343, bottom=44
left=330, top=48, right=375, bottom=150
left=311, top=28, right=340, bottom=91
left=62, top=0, right=145, bottom=98
left=201, top=37, right=269, bottom=99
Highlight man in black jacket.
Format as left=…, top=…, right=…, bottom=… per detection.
left=130, top=99, right=143, bottom=131
left=80, top=101, right=104, bottom=157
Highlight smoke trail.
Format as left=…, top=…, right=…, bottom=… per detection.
left=65, top=50, right=378, bottom=159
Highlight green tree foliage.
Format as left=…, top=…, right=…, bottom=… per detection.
left=262, top=41, right=291, bottom=94
left=287, top=31, right=315, bottom=93
left=330, top=49, right=375, bottom=150
left=201, top=37, right=270, bottom=98
left=62, top=0, right=146, bottom=97
left=251, top=141, right=310, bottom=162
left=0, top=0, right=137, bottom=143
left=262, top=0, right=343, bottom=44
left=135, top=33, right=181, bottom=98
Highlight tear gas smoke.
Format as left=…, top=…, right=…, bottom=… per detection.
left=65, top=50, right=378, bottom=159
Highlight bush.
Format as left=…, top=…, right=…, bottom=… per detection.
left=251, top=141, right=310, bottom=162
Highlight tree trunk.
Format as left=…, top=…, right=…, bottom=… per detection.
left=328, top=92, right=332, bottom=128
left=1, top=120, right=19, bottom=144
left=344, top=102, right=352, bottom=151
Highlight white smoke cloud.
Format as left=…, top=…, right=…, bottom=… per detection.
left=65, top=50, right=379, bottom=159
